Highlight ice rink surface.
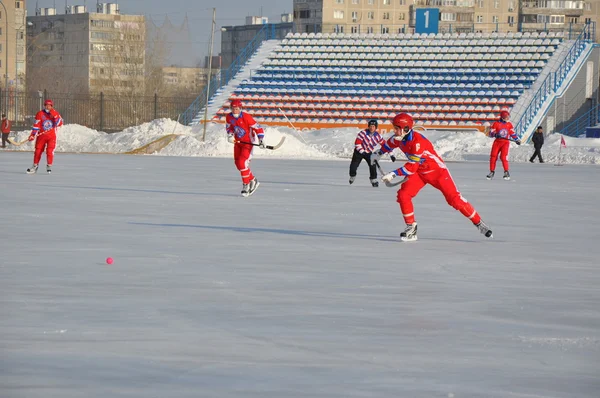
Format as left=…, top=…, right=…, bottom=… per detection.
left=1, top=152, right=599, bottom=398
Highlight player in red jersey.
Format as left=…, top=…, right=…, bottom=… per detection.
left=486, top=110, right=521, bottom=180
left=26, top=99, right=63, bottom=174
left=225, top=99, right=265, bottom=197
left=371, top=113, right=493, bottom=241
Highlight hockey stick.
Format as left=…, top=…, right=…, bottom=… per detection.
left=7, top=137, right=30, bottom=146
left=236, top=136, right=286, bottom=150
left=374, top=160, right=405, bottom=187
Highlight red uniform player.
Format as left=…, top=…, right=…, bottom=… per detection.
left=486, top=110, right=521, bottom=181
left=371, top=113, right=493, bottom=241
left=27, top=99, right=63, bottom=174
left=225, top=99, right=265, bottom=197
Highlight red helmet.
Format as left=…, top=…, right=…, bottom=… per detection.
left=44, top=99, right=54, bottom=106
left=230, top=99, right=242, bottom=108
left=392, top=113, right=414, bottom=130
left=500, top=110, right=510, bottom=120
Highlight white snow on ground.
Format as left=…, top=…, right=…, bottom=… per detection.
left=4, top=118, right=600, bottom=164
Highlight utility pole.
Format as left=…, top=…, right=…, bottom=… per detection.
left=202, top=8, right=216, bottom=142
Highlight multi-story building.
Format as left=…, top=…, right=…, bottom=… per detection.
left=26, top=2, right=145, bottom=95
left=0, top=0, right=27, bottom=94
left=221, top=15, right=294, bottom=69
left=293, top=0, right=594, bottom=36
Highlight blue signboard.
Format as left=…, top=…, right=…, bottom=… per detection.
left=415, top=8, right=439, bottom=34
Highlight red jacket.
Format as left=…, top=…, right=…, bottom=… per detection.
left=225, top=111, right=264, bottom=144
left=1, top=118, right=10, bottom=133
left=31, top=109, right=63, bottom=138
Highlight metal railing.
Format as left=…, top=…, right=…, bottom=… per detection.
left=0, top=89, right=193, bottom=132
left=181, top=24, right=278, bottom=126
left=561, top=103, right=600, bottom=137
left=513, top=22, right=594, bottom=139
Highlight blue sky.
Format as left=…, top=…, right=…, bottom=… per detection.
left=28, top=0, right=292, bottom=63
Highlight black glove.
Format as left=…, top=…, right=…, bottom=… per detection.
left=515, top=140, right=521, bottom=146
left=390, top=155, right=396, bottom=162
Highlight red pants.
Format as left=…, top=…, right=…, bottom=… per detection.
left=396, top=168, right=481, bottom=225
left=33, top=132, right=56, bottom=165
left=234, top=143, right=255, bottom=184
left=489, top=139, right=510, bottom=172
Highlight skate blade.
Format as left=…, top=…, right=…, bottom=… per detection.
left=503, top=177, right=510, bottom=181
left=400, top=235, right=418, bottom=242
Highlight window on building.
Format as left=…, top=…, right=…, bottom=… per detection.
left=367, top=26, right=374, bottom=33
left=476, top=15, right=483, bottom=23
left=383, top=12, right=390, bottom=19
left=334, top=10, right=344, bottom=19
left=352, top=11, right=358, bottom=21
left=367, top=11, right=374, bottom=19
left=334, top=25, right=345, bottom=33
left=381, top=26, right=390, bottom=33
left=351, top=25, right=359, bottom=32
left=569, top=17, right=579, bottom=23
left=399, top=13, right=406, bottom=21
left=299, top=10, right=310, bottom=18
left=16, top=1, right=22, bottom=9
left=477, top=0, right=483, bottom=7
left=585, top=3, right=592, bottom=11
left=352, top=0, right=359, bottom=3
left=335, top=0, right=344, bottom=3
left=368, top=0, right=374, bottom=4
left=492, top=15, right=499, bottom=23
left=383, top=0, right=391, bottom=4
left=508, top=15, right=515, bottom=24
left=494, top=0, right=499, bottom=8
left=399, top=0, right=406, bottom=5
left=441, top=13, right=456, bottom=21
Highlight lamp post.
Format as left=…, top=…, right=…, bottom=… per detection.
left=0, top=1, right=8, bottom=113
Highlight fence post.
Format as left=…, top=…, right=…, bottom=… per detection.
left=44, top=89, right=48, bottom=102
left=100, top=92, right=104, bottom=131
left=154, top=93, right=158, bottom=120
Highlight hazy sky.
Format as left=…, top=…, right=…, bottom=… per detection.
left=28, top=0, right=292, bottom=63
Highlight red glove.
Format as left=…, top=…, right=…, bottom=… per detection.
left=28, top=134, right=36, bottom=141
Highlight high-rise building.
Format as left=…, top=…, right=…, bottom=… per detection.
left=26, top=2, right=145, bottom=95
left=0, top=0, right=27, bottom=93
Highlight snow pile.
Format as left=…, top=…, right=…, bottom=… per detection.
left=5, top=118, right=600, bottom=165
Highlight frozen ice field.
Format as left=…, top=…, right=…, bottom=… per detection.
left=1, top=150, right=599, bottom=398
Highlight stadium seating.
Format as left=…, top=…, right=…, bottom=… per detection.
left=213, top=31, right=563, bottom=131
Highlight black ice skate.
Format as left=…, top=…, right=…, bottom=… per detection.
left=486, top=171, right=495, bottom=180
left=475, top=221, right=493, bottom=238
left=503, top=171, right=510, bottom=180
left=26, top=164, right=38, bottom=174
left=370, top=179, right=379, bottom=187
left=400, top=223, right=418, bottom=242
left=46, top=165, right=52, bottom=174
left=349, top=176, right=356, bottom=185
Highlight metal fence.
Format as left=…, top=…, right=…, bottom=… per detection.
left=0, top=90, right=194, bottom=132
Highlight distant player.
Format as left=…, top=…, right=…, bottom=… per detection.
left=26, top=99, right=63, bottom=174
left=486, top=110, right=521, bottom=180
left=225, top=99, right=265, bottom=197
left=349, top=119, right=385, bottom=187
left=371, top=113, right=493, bottom=242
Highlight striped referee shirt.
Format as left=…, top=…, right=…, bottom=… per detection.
left=354, top=129, right=384, bottom=154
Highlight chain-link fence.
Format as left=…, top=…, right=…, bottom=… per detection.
left=0, top=90, right=195, bottom=132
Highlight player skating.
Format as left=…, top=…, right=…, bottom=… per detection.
left=26, top=99, right=63, bottom=174
left=486, top=110, right=521, bottom=180
left=225, top=99, right=265, bottom=197
left=371, top=113, right=493, bottom=241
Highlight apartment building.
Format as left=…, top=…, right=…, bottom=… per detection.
left=26, top=2, right=145, bottom=95
left=0, top=0, right=27, bottom=92
left=293, top=0, right=595, bottom=35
